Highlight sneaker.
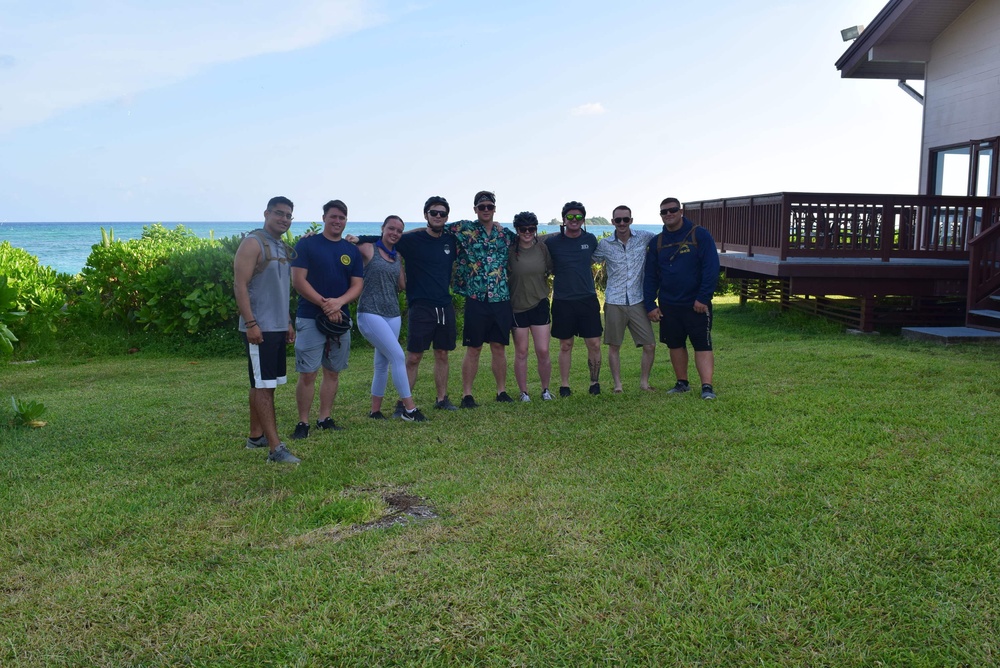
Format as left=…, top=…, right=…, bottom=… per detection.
left=701, top=384, right=717, bottom=400
left=316, top=417, right=344, bottom=431
left=391, top=400, right=405, bottom=419
left=266, top=444, right=301, bottom=464
left=434, top=396, right=459, bottom=411
left=541, top=389, right=554, bottom=401
left=369, top=411, right=387, bottom=420
left=519, top=391, right=531, bottom=402
left=460, top=394, right=478, bottom=409
left=559, top=386, right=572, bottom=398
left=496, top=391, right=514, bottom=403
left=290, top=421, right=310, bottom=439
left=667, top=381, right=691, bottom=394
left=245, top=435, right=268, bottom=449
left=400, top=407, right=427, bottom=422
left=589, top=383, right=601, bottom=396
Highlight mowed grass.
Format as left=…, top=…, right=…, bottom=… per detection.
left=2, top=298, right=1000, bottom=666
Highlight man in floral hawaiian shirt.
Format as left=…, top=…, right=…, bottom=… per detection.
left=445, top=190, right=517, bottom=408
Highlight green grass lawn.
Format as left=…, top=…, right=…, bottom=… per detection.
left=3, top=298, right=999, bottom=666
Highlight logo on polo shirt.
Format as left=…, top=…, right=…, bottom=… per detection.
left=340, top=254, right=352, bottom=265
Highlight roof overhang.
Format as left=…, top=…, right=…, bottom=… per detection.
left=835, top=0, right=977, bottom=80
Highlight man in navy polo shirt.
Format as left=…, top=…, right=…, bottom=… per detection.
left=290, top=199, right=364, bottom=437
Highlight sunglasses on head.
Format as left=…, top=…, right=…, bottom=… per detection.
left=476, top=204, right=496, bottom=212
left=565, top=214, right=584, bottom=222
left=518, top=226, right=537, bottom=233
left=613, top=217, right=632, bottom=224
left=427, top=210, right=448, bottom=218
left=660, top=206, right=681, bottom=215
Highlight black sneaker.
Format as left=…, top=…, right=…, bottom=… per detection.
left=316, top=417, right=344, bottom=431
left=667, top=381, right=691, bottom=394
left=434, top=396, right=458, bottom=411
left=559, top=386, right=572, bottom=398
left=460, top=394, right=478, bottom=409
left=400, top=407, right=427, bottom=422
left=369, top=411, right=387, bottom=420
left=701, top=384, right=717, bottom=400
left=589, top=383, right=601, bottom=395
left=391, top=400, right=405, bottom=419
left=290, top=421, right=310, bottom=439
left=496, top=391, right=514, bottom=403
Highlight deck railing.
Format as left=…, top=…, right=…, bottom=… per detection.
left=684, top=192, right=1000, bottom=262
left=967, top=206, right=1000, bottom=320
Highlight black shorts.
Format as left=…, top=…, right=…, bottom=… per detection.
left=463, top=299, right=512, bottom=347
left=659, top=303, right=713, bottom=351
left=243, top=331, right=288, bottom=389
left=407, top=303, right=457, bottom=353
left=551, top=295, right=603, bottom=340
left=512, top=298, right=551, bottom=329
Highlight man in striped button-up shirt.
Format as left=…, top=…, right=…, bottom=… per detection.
left=592, top=205, right=657, bottom=393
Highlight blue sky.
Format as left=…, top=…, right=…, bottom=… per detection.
left=0, top=0, right=922, bottom=225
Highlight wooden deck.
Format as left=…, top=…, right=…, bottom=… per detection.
left=683, top=192, right=1000, bottom=331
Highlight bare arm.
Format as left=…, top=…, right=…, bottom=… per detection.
left=233, top=237, right=263, bottom=344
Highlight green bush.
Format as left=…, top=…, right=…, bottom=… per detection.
left=0, top=241, right=72, bottom=341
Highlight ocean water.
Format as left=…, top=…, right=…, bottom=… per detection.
left=0, top=221, right=661, bottom=275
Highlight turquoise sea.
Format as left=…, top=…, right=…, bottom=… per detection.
left=0, top=221, right=661, bottom=275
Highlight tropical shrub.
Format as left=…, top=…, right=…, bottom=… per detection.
left=0, top=241, right=72, bottom=339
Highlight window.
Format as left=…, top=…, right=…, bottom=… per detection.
left=929, top=138, right=999, bottom=197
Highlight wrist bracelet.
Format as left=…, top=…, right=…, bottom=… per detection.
left=245, top=320, right=258, bottom=328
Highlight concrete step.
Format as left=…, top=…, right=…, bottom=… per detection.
left=902, top=326, right=1000, bottom=344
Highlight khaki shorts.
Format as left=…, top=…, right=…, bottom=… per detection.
left=603, top=303, right=655, bottom=347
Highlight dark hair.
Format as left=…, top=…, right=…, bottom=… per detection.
left=424, top=196, right=450, bottom=215
left=511, top=211, right=540, bottom=260
left=267, top=196, right=294, bottom=211
left=561, top=201, right=586, bottom=219
left=474, top=190, right=496, bottom=205
left=382, top=215, right=404, bottom=229
left=512, top=211, right=539, bottom=228
left=323, top=199, right=348, bottom=216
left=660, top=197, right=681, bottom=208
left=612, top=204, right=631, bottom=217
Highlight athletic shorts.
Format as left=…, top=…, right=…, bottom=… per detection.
left=243, top=330, right=288, bottom=389
left=407, top=303, right=457, bottom=353
left=604, top=303, right=655, bottom=347
left=551, top=295, right=603, bottom=340
left=294, top=316, right=351, bottom=373
left=462, top=299, right=512, bottom=347
left=512, top=298, right=551, bottom=329
left=659, top=303, right=713, bottom=351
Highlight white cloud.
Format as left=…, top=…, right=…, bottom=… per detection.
left=0, top=0, right=384, bottom=134
left=570, top=102, right=606, bottom=117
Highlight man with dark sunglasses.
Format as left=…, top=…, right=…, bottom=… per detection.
left=446, top=191, right=517, bottom=408
left=643, top=197, right=720, bottom=400
left=543, top=201, right=602, bottom=396
left=350, top=196, right=460, bottom=412
left=592, top=205, right=657, bottom=393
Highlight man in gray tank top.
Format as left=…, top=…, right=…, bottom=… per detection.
left=233, top=196, right=301, bottom=464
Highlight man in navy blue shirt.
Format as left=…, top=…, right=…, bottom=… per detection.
left=543, top=201, right=603, bottom=396
left=643, top=197, right=720, bottom=400
left=290, top=199, right=364, bottom=436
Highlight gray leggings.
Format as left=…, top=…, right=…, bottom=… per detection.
left=357, top=312, right=411, bottom=399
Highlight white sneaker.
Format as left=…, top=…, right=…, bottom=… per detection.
left=519, top=391, right=531, bottom=402
left=540, top=389, right=554, bottom=401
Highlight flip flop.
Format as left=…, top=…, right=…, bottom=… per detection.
left=613, top=388, right=624, bottom=394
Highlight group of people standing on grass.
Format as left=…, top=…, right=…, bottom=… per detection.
left=233, top=191, right=720, bottom=464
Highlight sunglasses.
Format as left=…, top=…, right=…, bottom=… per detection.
left=613, top=217, right=632, bottom=224
left=518, top=226, right=537, bottom=233
left=565, top=214, right=585, bottom=222
left=476, top=204, right=496, bottom=212
left=660, top=206, right=681, bottom=215
left=427, top=210, right=448, bottom=218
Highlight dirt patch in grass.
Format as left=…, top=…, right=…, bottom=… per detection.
left=289, top=486, right=438, bottom=545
